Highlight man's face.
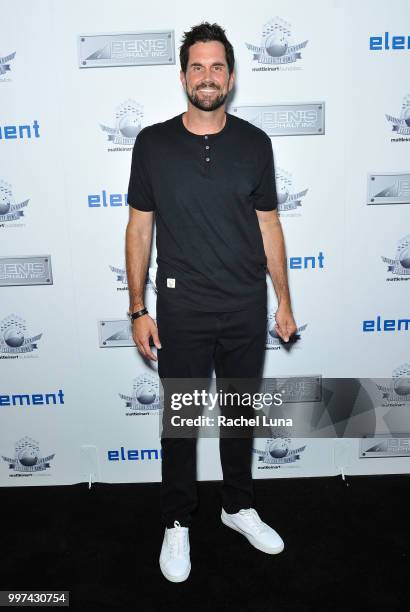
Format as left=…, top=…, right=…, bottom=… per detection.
left=180, top=41, right=235, bottom=112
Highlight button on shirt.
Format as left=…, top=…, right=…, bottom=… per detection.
left=127, top=112, right=278, bottom=311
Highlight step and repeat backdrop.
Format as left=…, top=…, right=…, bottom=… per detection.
left=1, top=0, right=409, bottom=486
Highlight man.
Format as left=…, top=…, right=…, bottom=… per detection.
left=125, top=22, right=297, bottom=583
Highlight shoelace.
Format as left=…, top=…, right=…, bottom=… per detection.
left=238, top=508, right=266, bottom=534
left=167, top=521, right=187, bottom=558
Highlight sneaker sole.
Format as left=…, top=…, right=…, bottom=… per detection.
left=221, top=513, right=284, bottom=555
left=159, top=561, right=191, bottom=583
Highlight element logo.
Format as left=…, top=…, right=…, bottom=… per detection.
left=1, top=436, right=54, bottom=476
left=386, top=95, right=410, bottom=140
left=0, top=314, right=42, bottom=358
left=0, top=181, right=29, bottom=226
left=119, top=373, right=161, bottom=415
left=266, top=310, right=307, bottom=349
left=276, top=167, right=308, bottom=215
left=362, top=315, right=410, bottom=333
left=382, top=235, right=410, bottom=280
left=88, top=190, right=128, bottom=208
left=0, top=51, right=15, bottom=81
left=100, top=100, right=143, bottom=151
left=246, top=18, right=307, bottom=71
left=253, top=437, right=306, bottom=468
left=107, top=446, right=162, bottom=462
left=376, top=364, right=410, bottom=406
left=370, top=32, right=410, bottom=51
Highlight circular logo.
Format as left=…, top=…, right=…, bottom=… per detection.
left=402, top=106, right=410, bottom=127
left=268, top=324, right=279, bottom=339
left=0, top=192, right=11, bottom=215
left=277, top=182, right=289, bottom=205
left=18, top=449, right=38, bottom=467
left=4, top=326, right=25, bottom=348
left=136, top=384, right=156, bottom=405
left=119, top=115, right=141, bottom=139
left=394, top=378, right=410, bottom=397
left=264, top=34, right=288, bottom=57
left=268, top=438, right=289, bottom=459
left=399, top=247, right=410, bottom=269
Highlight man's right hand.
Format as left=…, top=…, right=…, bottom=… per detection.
left=132, top=314, right=162, bottom=361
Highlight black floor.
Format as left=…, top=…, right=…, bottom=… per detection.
left=2, top=475, right=409, bottom=611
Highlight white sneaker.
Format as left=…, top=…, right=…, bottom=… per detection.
left=221, top=508, right=284, bottom=554
left=159, top=520, right=191, bottom=582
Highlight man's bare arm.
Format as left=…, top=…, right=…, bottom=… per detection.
left=125, top=207, right=161, bottom=360
left=256, top=208, right=297, bottom=341
left=125, top=207, right=154, bottom=311
left=256, top=208, right=290, bottom=306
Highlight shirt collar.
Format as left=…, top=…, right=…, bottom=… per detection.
left=177, top=112, right=232, bottom=140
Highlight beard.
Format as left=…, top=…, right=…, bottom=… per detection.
left=185, top=83, right=228, bottom=112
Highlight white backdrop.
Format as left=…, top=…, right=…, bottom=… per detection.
left=1, top=0, right=409, bottom=486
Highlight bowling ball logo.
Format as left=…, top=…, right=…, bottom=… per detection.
left=399, top=247, right=410, bottom=269
left=402, top=105, right=410, bottom=127
left=118, top=114, right=141, bottom=139
left=393, top=377, right=410, bottom=397
left=3, top=325, right=24, bottom=348
left=277, top=180, right=290, bottom=205
left=268, top=323, right=280, bottom=340
left=136, top=383, right=156, bottom=405
left=18, top=448, right=38, bottom=467
left=264, top=33, right=288, bottom=58
left=0, top=190, right=11, bottom=215
left=129, top=374, right=160, bottom=411
left=268, top=438, right=289, bottom=459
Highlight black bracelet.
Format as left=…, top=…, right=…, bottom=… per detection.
left=129, top=308, right=148, bottom=321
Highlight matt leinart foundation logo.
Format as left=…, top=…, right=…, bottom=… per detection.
left=0, top=180, right=29, bottom=227
left=265, top=310, right=307, bottom=349
left=119, top=374, right=161, bottom=415
left=276, top=167, right=308, bottom=216
left=376, top=364, right=410, bottom=407
left=1, top=437, right=55, bottom=476
left=100, top=100, right=143, bottom=151
left=253, top=437, right=307, bottom=468
left=386, top=95, right=410, bottom=141
left=0, top=314, right=42, bottom=358
left=382, top=235, right=410, bottom=281
left=109, top=264, right=157, bottom=293
left=0, top=51, right=16, bottom=82
left=246, top=17, right=308, bottom=71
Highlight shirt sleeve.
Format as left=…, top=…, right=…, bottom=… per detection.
left=252, top=135, right=278, bottom=211
left=127, top=127, right=156, bottom=211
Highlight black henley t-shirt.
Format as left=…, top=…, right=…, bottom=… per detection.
left=127, top=111, right=278, bottom=312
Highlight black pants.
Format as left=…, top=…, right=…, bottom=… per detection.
left=156, top=296, right=267, bottom=528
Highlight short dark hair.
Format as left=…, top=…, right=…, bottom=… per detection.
left=180, top=22, right=235, bottom=75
